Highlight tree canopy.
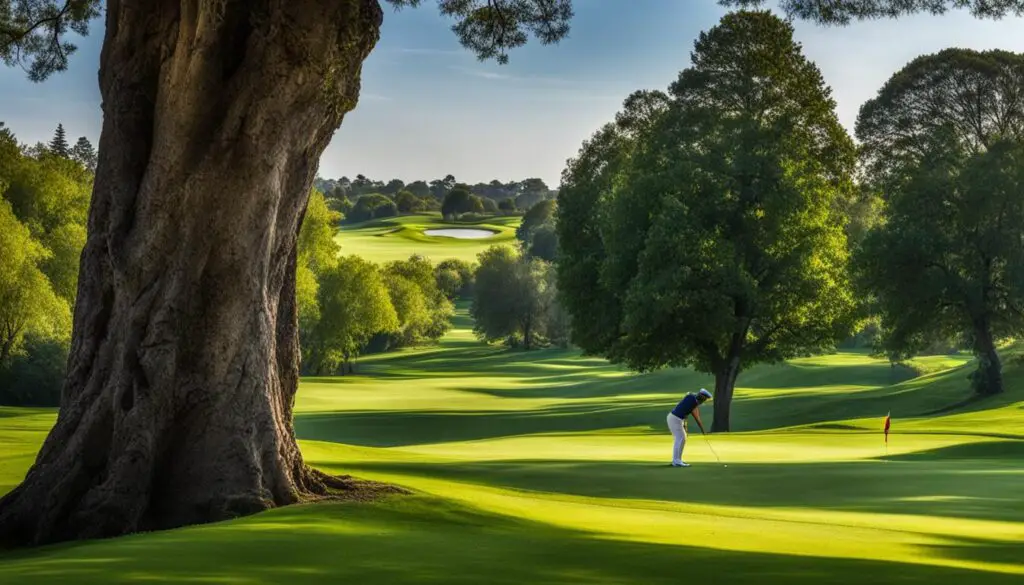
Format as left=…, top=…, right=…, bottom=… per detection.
left=558, top=10, right=857, bottom=431
left=853, top=48, right=1024, bottom=396
left=723, top=0, right=1024, bottom=24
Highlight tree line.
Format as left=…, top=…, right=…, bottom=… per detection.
left=0, top=123, right=95, bottom=406
left=556, top=10, right=1024, bottom=432
left=315, top=174, right=557, bottom=223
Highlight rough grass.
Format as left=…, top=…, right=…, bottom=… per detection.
left=335, top=213, right=519, bottom=264
left=1, top=309, right=1022, bottom=584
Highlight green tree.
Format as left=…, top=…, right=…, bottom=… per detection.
left=47, top=123, right=69, bottom=158
left=384, top=255, right=454, bottom=342
left=382, top=273, right=433, bottom=348
left=0, top=199, right=69, bottom=365
left=349, top=193, right=399, bottom=222
left=724, top=0, right=1024, bottom=23
left=516, top=199, right=557, bottom=258
left=436, top=258, right=475, bottom=300
left=498, top=197, right=517, bottom=212
left=406, top=180, right=431, bottom=198
left=481, top=196, right=499, bottom=214
left=0, top=0, right=575, bottom=545
left=381, top=178, right=405, bottom=195
left=558, top=11, right=857, bottom=432
left=70, top=136, right=97, bottom=171
left=306, top=256, right=398, bottom=375
left=441, top=185, right=474, bottom=220
left=296, top=189, right=342, bottom=372
left=298, top=189, right=341, bottom=275
left=527, top=222, right=559, bottom=262
left=472, top=246, right=548, bottom=349
left=853, top=49, right=1024, bottom=397
left=394, top=189, right=422, bottom=213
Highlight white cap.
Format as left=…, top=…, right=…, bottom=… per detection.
left=698, top=388, right=712, bottom=399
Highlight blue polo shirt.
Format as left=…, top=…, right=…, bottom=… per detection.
left=671, top=393, right=700, bottom=419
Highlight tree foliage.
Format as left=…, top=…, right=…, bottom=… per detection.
left=70, top=136, right=96, bottom=171
left=305, top=256, right=399, bottom=374
left=389, top=0, right=573, bottom=65
left=348, top=193, right=399, bottom=223
left=557, top=11, right=857, bottom=431
left=436, top=258, right=475, bottom=300
left=395, top=189, right=423, bottom=213
left=48, top=123, right=68, bottom=157
left=0, top=0, right=102, bottom=81
left=471, top=246, right=562, bottom=349
left=0, top=198, right=68, bottom=365
left=853, top=49, right=1024, bottom=396
left=723, top=0, right=1024, bottom=23
left=383, top=254, right=454, bottom=343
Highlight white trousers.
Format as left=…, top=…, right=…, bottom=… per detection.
left=667, top=412, right=687, bottom=464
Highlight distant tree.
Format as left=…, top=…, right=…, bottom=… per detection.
left=471, top=246, right=547, bottom=349
left=436, top=258, right=475, bottom=300
left=498, top=198, right=517, bottom=212
left=383, top=255, right=454, bottom=341
left=382, top=178, right=405, bottom=195
left=434, top=267, right=463, bottom=301
left=306, top=256, right=398, bottom=375
left=527, top=222, right=558, bottom=262
left=70, top=136, right=96, bottom=171
left=349, top=193, right=399, bottom=222
left=0, top=333, right=68, bottom=407
left=430, top=174, right=457, bottom=199
left=467, top=194, right=486, bottom=215
left=47, top=123, right=69, bottom=158
left=516, top=199, right=556, bottom=245
left=297, top=189, right=341, bottom=275
left=406, top=180, right=431, bottom=198
left=0, top=200, right=69, bottom=366
left=723, top=0, right=1024, bottom=24
left=557, top=11, right=857, bottom=432
left=395, top=189, right=422, bottom=213
left=854, top=49, right=1024, bottom=397
left=515, top=177, right=550, bottom=210
left=481, top=196, right=499, bottom=214
left=537, top=261, right=570, bottom=348
left=328, top=196, right=354, bottom=216
left=441, top=185, right=474, bottom=220
left=382, top=273, right=433, bottom=348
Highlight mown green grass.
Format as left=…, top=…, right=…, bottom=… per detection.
left=1, top=309, right=1022, bottom=584
left=335, top=213, right=519, bottom=264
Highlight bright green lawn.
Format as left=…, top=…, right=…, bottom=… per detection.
left=335, top=213, right=519, bottom=264
left=2, top=308, right=1023, bottom=584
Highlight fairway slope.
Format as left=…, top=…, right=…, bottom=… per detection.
left=1, top=311, right=1021, bottom=584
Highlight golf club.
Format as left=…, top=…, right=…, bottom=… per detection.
left=701, top=430, right=726, bottom=467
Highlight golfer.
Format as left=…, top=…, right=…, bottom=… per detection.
left=667, top=388, right=712, bottom=467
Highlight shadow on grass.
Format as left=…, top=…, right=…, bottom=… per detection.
left=334, top=452, right=1024, bottom=524
left=0, top=496, right=1019, bottom=585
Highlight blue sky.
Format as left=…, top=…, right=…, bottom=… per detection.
left=2, top=2, right=1024, bottom=187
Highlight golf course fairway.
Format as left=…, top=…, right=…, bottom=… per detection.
left=334, top=214, right=518, bottom=264
left=1, top=306, right=1021, bottom=584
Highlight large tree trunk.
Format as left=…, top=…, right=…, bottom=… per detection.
left=970, top=316, right=1003, bottom=396
left=0, top=0, right=383, bottom=547
left=711, top=355, right=741, bottom=433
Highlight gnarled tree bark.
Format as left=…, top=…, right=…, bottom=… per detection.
left=0, top=0, right=383, bottom=547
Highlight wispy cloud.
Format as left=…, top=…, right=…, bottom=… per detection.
left=449, top=65, right=570, bottom=85
left=394, top=47, right=462, bottom=56
left=360, top=93, right=393, bottom=102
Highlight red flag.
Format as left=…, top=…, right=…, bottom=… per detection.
left=883, top=411, right=891, bottom=444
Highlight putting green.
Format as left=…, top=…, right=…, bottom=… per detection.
left=335, top=214, right=519, bottom=264
left=1, top=309, right=1022, bottom=584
